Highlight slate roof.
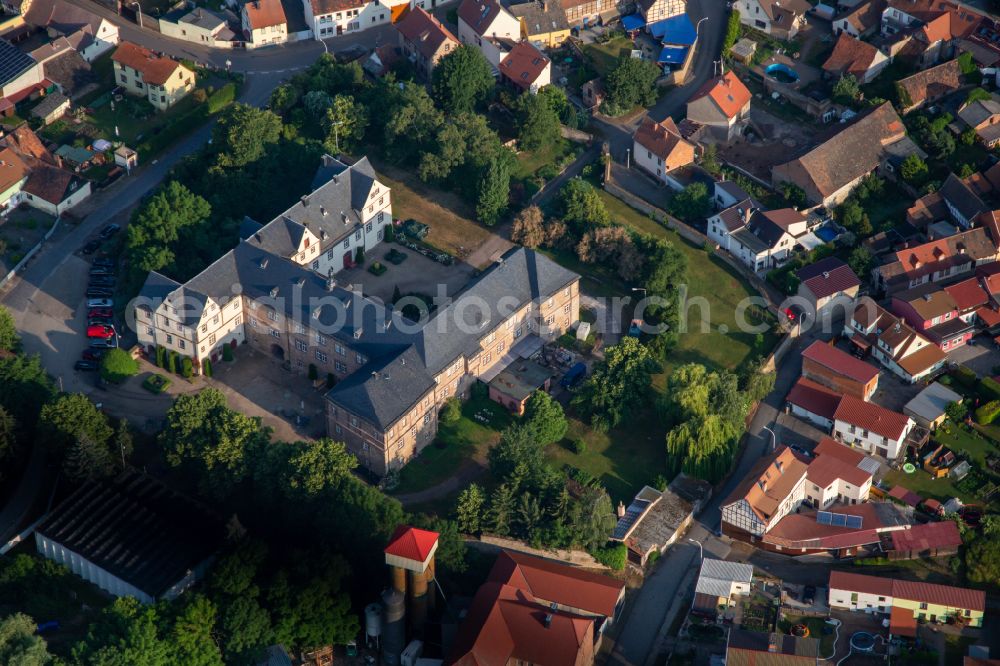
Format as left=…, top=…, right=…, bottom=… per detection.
left=179, top=7, right=227, bottom=31
left=958, top=96, right=1000, bottom=128
left=773, top=103, right=912, bottom=202
left=35, top=470, right=223, bottom=598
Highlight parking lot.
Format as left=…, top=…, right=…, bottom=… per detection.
left=949, top=335, right=1000, bottom=378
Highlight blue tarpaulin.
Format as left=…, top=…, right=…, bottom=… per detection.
left=657, top=45, right=689, bottom=64
left=621, top=14, right=646, bottom=31
left=648, top=13, right=697, bottom=45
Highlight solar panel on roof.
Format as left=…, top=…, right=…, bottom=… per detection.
left=0, top=40, right=36, bottom=88
left=831, top=513, right=848, bottom=527
left=817, top=511, right=834, bottom=525
left=846, top=515, right=863, bottom=529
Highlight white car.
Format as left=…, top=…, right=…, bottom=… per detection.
left=87, top=298, right=114, bottom=308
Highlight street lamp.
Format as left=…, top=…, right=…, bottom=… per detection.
left=330, top=120, right=343, bottom=153
left=131, top=1, right=143, bottom=29
left=761, top=424, right=777, bottom=452
left=687, top=538, right=704, bottom=563
left=631, top=287, right=646, bottom=297
left=696, top=16, right=708, bottom=40
left=625, top=147, right=631, bottom=169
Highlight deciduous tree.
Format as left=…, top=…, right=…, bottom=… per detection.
left=571, top=337, right=656, bottom=431
left=212, top=104, right=283, bottom=168
left=456, top=483, right=485, bottom=534
left=0, top=304, right=19, bottom=353
left=432, top=45, right=495, bottom=114
left=515, top=92, right=561, bottom=152
left=523, top=391, right=568, bottom=444
left=0, top=613, right=53, bottom=666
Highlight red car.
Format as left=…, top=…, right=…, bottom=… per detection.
left=88, top=308, right=113, bottom=319
left=86, top=324, right=115, bottom=339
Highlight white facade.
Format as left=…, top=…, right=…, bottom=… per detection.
left=707, top=211, right=798, bottom=272
left=790, top=402, right=835, bottom=430
left=304, top=0, right=393, bottom=39
left=23, top=180, right=91, bottom=215
left=241, top=8, right=288, bottom=45
left=720, top=474, right=807, bottom=537
left=804, top=474, right=872, bottom=508
left=457, top=5, right=520, bottom=71
left=833, top=416, right=914, bottom=459
left=829, top=585, right=893, bottom=613
left=80, top=19, right=119, bottom=61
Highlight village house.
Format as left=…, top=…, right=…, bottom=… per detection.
left=829, top=571, right=985, bottom=627
left=509, top=0, right=570, bottom=46
left=303, top=0, right=389, bottom=39
left=880, top=0, right=986, bottom=67
left=805, top=437, right=876, bottom=508
left=631, top=116, right=696, bottom=189
left=894, top=59, right=963, bottom=114
left=241, top=0, right=288, bottom=47
left=713, top=180, right=752, bottom=211
left=560, top=0, right=623, bottom=28
left=847, top=297, right=948, bottom=382
left=801, top=340, right=880, bottom=400
left=795, top=256, right=862, bottom=320
left=457, top=0, right=520, bottom=71
left=24, top=0, right=119, bottom=62
left=0, top=148, right=27, bottom=213
left=685, top=70, right=752, bottom=141
left=822, top=32, right=890, bottom=84
left=943, top=276, right=990, bottom=322
left=726, top=629, right=820, bottom=665
left=832, top=0, right=886, bottom=38
left=159, top=8, right=235, bottom=46
left=447, top=550, right=624, bottom=665
left=833, top=394, right=916, bottom=460
left=395, top=7, right=458, bottom=80
left=692, top=559, right=753, bottom=615
left=707, top=200, right=807, bottom=272
left=498, top=40, right=551, bottom=94
left=735, top=0, right=810, bottom=39
left=957, top=93, right=1000, bottom=148
left=874, top=227, right=999, bottom=293
left=22, top=163, right=91, bottom=214
left=111, top=42, right=195, bottom=111
left=903, top=381, right=962, bottom=429
left=787, top=376, right=843, bottom=429
left=772, top=103, right=923, bottom=207
left=890, top=282, right=973, bottom=351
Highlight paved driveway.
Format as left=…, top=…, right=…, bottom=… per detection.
left=949, top=338, right=1000, bottom=378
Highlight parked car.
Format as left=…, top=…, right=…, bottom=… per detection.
left=74, top=360, right=99, bottom=371
left=803, top=585, right=816, bottom=605
left=88, top=318, right=114, bottom=328
left=88, top=308, right=113, bottom=319
left=86, top=324, right=115, bottom=339
left=89, top=277, right=116, bottom=287
left=86, top=288, right=113, bottom=298
left=99, top=224, right=121, bottom=239
left=90, top=266, right=114, bottom=276
left=81, top=239, right=102, bottom=255
left=81, top=349, right=106, bottom=361
left=87, top=298, right=113, bottom=308
left=92, top=257, right=115, bottom=267
left=89, top=337, right=118, bottom=349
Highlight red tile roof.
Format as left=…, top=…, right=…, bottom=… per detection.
left=633, top=116, right=694, bottom=164
left=23, top=164, right=80, bottom=205
left=395, top=7, right=458, bottom=61
left=307, top=0, right=365, bottom=14
left=890, top=606, right=918, bottom=637
left=688, top=71, right=751, bottom=120
left=802, top=340, right=880, bottom=384
left=787, top=377, right=842, bottom=420
left=888, top=484, right=922, bottom=506
left=111, top=41, right=184, bottom=86
left=829, top=570, right=895, bottom=597
left=823, top=32, right=882, bottom=78
left=489, top=550, right=624, bottom=617
left=243, top=0, right=286, bottom=29
left=807, top=437, right=872, bottom=487
left=499, top=41, right=549, bottom=89
left=833, top=395, right=911, bottom=440
left=766, top=504, right=887, bottom=549
left=890, top=520, right=961, bottom=553
left=944, top=277, right=989, bottom=312
left=796, top=257, right=861, bottom=300
left=458, top=0, right=508, bottom=36
left=384, top=525, right=439, bottom=562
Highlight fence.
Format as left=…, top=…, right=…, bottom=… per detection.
left=0, top=215, right=61, bottom=289
left=470, top=534, right=607, bottom=569
left=602, top=178, right=708, bottom=247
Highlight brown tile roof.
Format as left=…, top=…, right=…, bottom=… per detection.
left=833, top=394, right=912, bottom=440
left=893, top=282, right=958, bottom=320
left=894, top=576, right=985, bottom=611
left=766, top=503, right=890, bottom=547
left=802, top=340, right=880, bottom=383
left=111, top=41, right=184, bottom=86
left=786, top=377, right=842, bottom=420
left=890, top=520, right=961, bottom=553
left=796, top=257, right=861, bottom=299
left=688, top=71, right=751, bottom=120
left=396, top=7, right=458, bottom=61
left=0, top=125, right=55, bottom=167
left=944, top=277, right=989, bottom=311
left=0, top=148, right=27, bottom=193
left=243, top=0, right=286, bottom=29
left=307, top=0, right=365, bottom=14
left=510, top=0, right=570, bottom=33
left=823, top=33, right=882, bottom=78
left=23, top=164, right=80, bottom=204
left=499, top=41, right=549, bottom=89
left=896, top=342, right=946, bottom=376
left=447, top=550, right=624, bottom=666
left=829, top=570, right=895, bottom=597
left=896, top=59, right=963, bottom=108
left=755, top=0, right=811, bottom=22
left=722, top=447, right=809, bottom=522
left=633, top=116, right=695, bottom=164
left=879, top=228, right=998, bottom=286
left=906, top=191, right=948, bottom=227
left=806, top=437, right=873, bottom=488
left=837, top=0, right=886, bottom=33
left=458, top=0, right=509, bottom=36
left=773, top=103, right=907, bottom=202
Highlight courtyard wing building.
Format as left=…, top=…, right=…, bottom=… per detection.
left=136, top=155, right=581, bottom=476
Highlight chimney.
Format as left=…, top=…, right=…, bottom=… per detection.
left=326, top=269, right=336, bottom=292
left=617, top=501, right=626, bottom=518
left=301, top=195, right=309, bottom=206
left=543, top=614, right=553, bottom=628
left=270, top=287, right=279, bottom=297
left=341, top=212, right=348, bottom=224
left=259, top=258, right=269, bottom=269
left=320, top=206, right=328, bottom=216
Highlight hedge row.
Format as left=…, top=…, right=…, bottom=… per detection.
left=976, top=399, right=1000, bottom=425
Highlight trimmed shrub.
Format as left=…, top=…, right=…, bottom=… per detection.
left=976, top=400, right=1000, bottom=425
left=202, top=358, right=213, bottom=377
left=981, top=377, right=1000, bottom=401
left=953, top=365, right=978, bottom=388
left=569, top=438, right=587, bottom=454
left=181, top=357, right=193, bottom=378
left=167, top=351, right=178, bottom=374
left=592, top=542, right=627, bottom=570
left=142, top=373, right=171, bottom=394
left=100, top=348, right=139, bottom=384
left=207, top=82, right=237, bottom=114
left=440, top=397, right=462, bottom=424
left=308, top=363, right=318, bottom=381
left=223, top=344, right=234, bottom=362
left=155, top=346, right=166, bottom=368
left=355, top=247, right=365, bottom=264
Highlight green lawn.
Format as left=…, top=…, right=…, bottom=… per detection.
left=85, top=93, right=203, bottom=145
left=391, top=392, right=513, bottom=495
left=582, top=37, right=634, bottom=78
left=513, top=139, right=575, bottom=181
left=546, top=412, right=667, bottom=503
left=595, top=188, right=780, bottom=376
